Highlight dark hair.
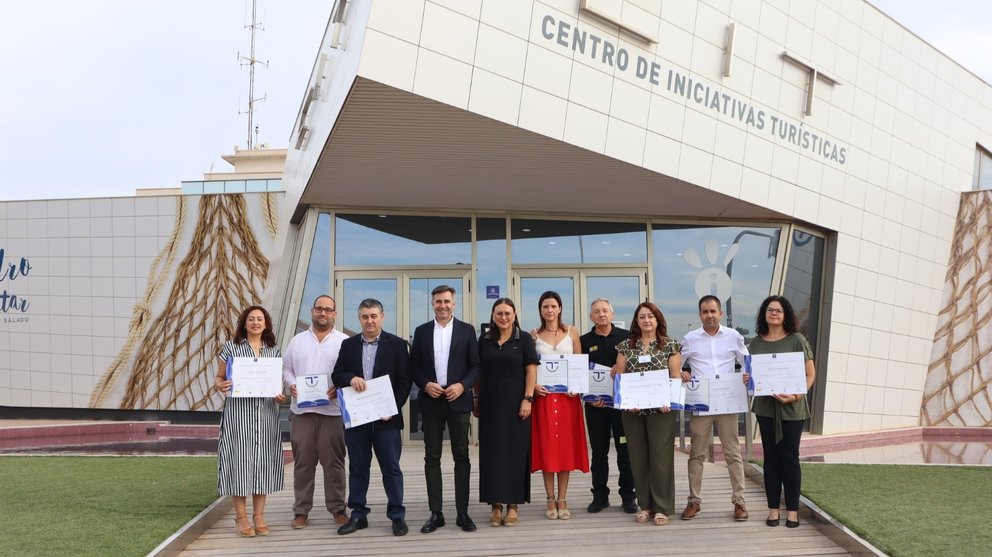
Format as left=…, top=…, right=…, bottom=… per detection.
left=234, top=305, right=277, bottom=347
left=537, top=290, right=566, bottom=334
left=358, top=298, right=383, bottom=313
left=431, top=284, right=456, bottom=298
left=486, top=298, right=521, bottom=340
left=312, top=294, right=334, bottom=308
left=698, top=295, right=721, bottom=311
left=756, top=295, right=798, bottom=336
left=627, top=302, right=668, bottom=348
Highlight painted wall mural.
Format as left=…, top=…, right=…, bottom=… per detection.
left=89, top=192, right=281, bottom=411
left=924, top=190, right=992, bottom=426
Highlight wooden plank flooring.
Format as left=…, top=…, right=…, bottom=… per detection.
left=180, top=445, right=851, bottom=556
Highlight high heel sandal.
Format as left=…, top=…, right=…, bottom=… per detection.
left=504, top=504, right=519, bottom=526
left=489, top=504, right=504, bottom=527
left=235, top=515, right=255, bottom=537
left=557, top=499, right=571, bottom=520
left=252, top=514, right=270, bottom=536
left=545, top=495, right=559, bottom=520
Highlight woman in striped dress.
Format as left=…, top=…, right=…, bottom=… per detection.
left=214, top=305, right=286, bottom=537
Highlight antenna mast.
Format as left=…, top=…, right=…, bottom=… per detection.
left=238, top=0, right=268, bottom=149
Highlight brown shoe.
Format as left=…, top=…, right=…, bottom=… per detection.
left=291, top=514, right=308, bottom=529
left=333, top=511, right=350, bottom=525
left=681, top=501, right=700, bottom=520
left=734, top=504, right=748, bottom=522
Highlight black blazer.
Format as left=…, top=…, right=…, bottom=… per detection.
left=410, top=318, right=481, bottom=414
left=331, top=331, right=412, bottom=430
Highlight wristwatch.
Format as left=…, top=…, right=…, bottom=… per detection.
left=523, top=395, right=534, bottom=403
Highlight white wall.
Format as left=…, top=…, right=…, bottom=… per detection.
left=0, top=196, right=178, bottom=408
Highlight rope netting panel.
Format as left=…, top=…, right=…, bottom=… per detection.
left=923, top=191, right=992, bottom=426
left=90, top=194, right=272, bottom=411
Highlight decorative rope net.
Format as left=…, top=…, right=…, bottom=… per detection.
left=91, top=194, right=273, bottom=411
left=923, top=191, right=992, bottom=426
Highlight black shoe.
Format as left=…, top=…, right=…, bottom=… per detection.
left=337, top=516, right=368, bottom=535
left=786, top=519, right=800, bottom=528
left=587, top=498, right=610, bottom=513
left=621, top=496, right=638, bottom=514
left=420, top=512, right=445, bottom=533
left=392, top=518, right=409, bottom=536
left=766, top=517, right=780, bottom=527
left=456, top=513, right=477, bottom=532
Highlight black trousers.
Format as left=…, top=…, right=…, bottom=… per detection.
left=422, top=399, right=472, bottom=514
left=584, top=404, right=634, bottom=500
left=756, top=415, right=804, bottom=511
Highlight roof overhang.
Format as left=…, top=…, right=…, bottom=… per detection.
left=298, top=78, right=788, bottom=222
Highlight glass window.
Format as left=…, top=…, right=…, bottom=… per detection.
left=203, top=181, right=224, bottom=194
left=245, top=180, right=267, bottom=192
left=335, top=214, right=471, bottom=266
left=652, top=225, right=781, bottom=341
left=975, top=146, right=992, bottom=190
left=511, top=219, right=647, bottom=264
left=224, top=180, right=246, bottom=193
left=476, top=218, right=507, bottom=332
left=782, top=229, right=825, bottom=354
left=181, top=181, right=203, bottom=194
left=296, top=213, right=332, bottom=333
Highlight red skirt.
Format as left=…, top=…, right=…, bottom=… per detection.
left=531, top=393, right=590, bottom=473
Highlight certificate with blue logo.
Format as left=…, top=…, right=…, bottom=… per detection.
left=582, top=363, right=615, bottom=404
left=295, top=374, right=330, bottom=408
left=229, top=357, right=283, bottom=398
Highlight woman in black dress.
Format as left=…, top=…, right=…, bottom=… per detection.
left=476, top=297, right=538, bottom=527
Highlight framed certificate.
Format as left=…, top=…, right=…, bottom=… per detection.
left=228, top=357, right=283, bottom=398
left=538, top=355, right=569, bottom=393
left=613, top=370, right=670, bottom=410
left=295, top=374, right=330, bottom=408
left=338, top=376, right=399, bottom=429
left=697, top=374, right=748, bottom=415
left=682, top=378, right=710, bottom=412
left=749, top=352, right=808, bottom=395
left=582, top=364, right=615, bottom=404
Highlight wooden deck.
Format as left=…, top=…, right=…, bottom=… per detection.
left=179, top=446, right=852, bottom=556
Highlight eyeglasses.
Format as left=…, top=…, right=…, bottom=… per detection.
left=312, top=306, right=336, bottom=314
left=765, top=307, right=784, bottom=314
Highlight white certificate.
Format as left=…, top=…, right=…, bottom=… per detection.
left=668, top=378, right=685, bottom=410
left=338, top=376, right=399, bottom=428
left=582, top=364, right=615, bottom=404
left=295, top=374, right=330, bottom=408
left=613, top=370, right=671, bottom=410
left=698, top=374, right=749, bottom=415
left=229, top=357, right=283, bottom=398
left=566, top=354, right=589, bottom=393
left=749, top=352, right=808, bottom=395
left=682, top=378, right=710, bottom=412
left=538, top=355, right=569, bottom=393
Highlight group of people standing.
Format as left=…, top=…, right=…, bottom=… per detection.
left=212, top=287, right=816, bottom=538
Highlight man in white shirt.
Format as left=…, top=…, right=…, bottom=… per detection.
left=679, top=295, right=749, bottom=522
left=283, top=295, right=350, bottom=529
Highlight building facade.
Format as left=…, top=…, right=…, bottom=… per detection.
left=3, top=0, right=990, bottom=438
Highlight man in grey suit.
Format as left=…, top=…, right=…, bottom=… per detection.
left=410, top=285, right=481, bottom=533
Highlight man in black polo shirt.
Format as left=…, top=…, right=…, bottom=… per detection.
left=579, top=298, right=636, bottom=513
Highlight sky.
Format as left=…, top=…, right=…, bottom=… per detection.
left=1, top=1, right=990, bottom=202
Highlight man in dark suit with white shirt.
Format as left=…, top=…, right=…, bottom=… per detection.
left=410, top=285, right=481, bottom=533
left=332, top=298, right=412, bottom=537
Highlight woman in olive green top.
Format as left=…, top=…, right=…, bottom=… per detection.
left=745, top=295, right=815, bottom=529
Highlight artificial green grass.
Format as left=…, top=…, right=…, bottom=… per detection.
left=801, top=464, right=992, bottom=557
left=0, top=456, right=219, bottom=557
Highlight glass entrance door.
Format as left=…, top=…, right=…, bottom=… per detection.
left=335, top=270, right=471, bottom=443
left=513, top=269, right=647, bottom=334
